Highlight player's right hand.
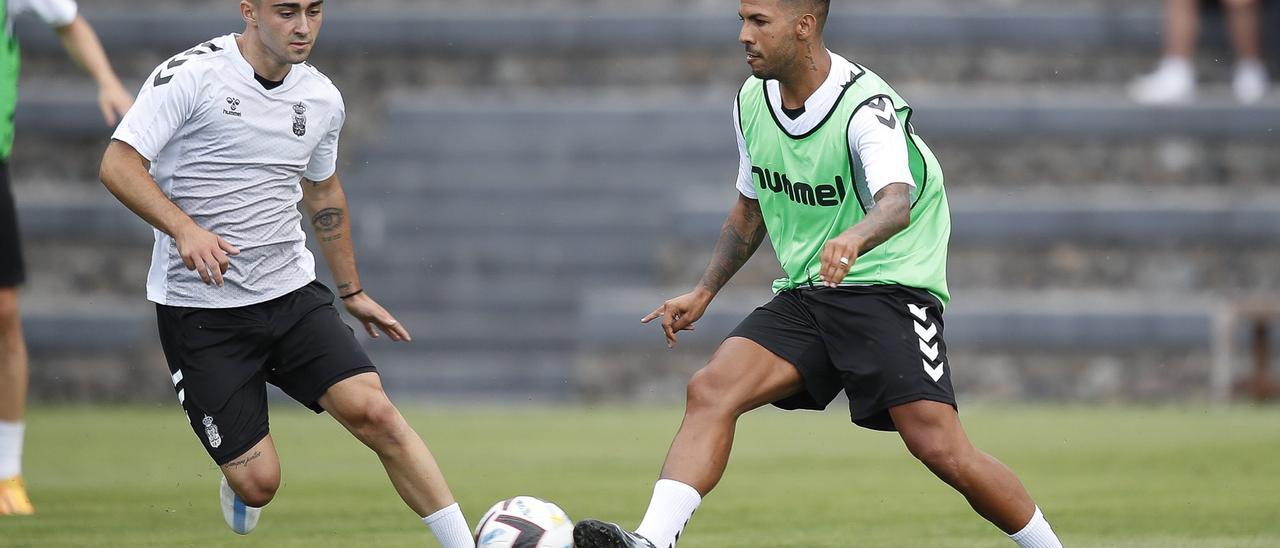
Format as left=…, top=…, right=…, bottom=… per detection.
left=642, top=288, right=713, bottom=349
left=174, top=223, right=240, bottom=286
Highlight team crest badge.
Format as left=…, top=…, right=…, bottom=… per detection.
left=202, top=415, right=223, bottom=448
left=292, top=102, right=307, bottom=136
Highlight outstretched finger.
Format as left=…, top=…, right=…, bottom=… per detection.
left=641, top=304, right=666, bottom=323
left=363, top=320, right=379, bottom=339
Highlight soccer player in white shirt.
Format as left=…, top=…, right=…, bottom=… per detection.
left=98, top=2, right=474, bottom=546
left=0, top=0, right=133, bottom=516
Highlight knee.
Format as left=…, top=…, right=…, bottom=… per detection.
left=238, top=483, right=277, bottom=508
left=684, top=366, right=735, bottom=417
left=906, top=436, right=967, bottom=480
left=349, top=395, right=407, bottom=449
left=233, top=473, right=279, bottom=508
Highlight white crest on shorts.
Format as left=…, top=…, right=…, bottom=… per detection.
left=203, top=415, right=223, bottom=448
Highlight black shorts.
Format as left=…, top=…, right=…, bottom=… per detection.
left=156, top=281, right=376, bottom=465
left=727, top=285, right=956, bottom=432
left=0, top=161, right=24, bottom=287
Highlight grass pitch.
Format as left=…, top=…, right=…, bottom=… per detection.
left=1, top=404, right=1277, bottom=547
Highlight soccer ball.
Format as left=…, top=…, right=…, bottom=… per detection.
left=473, top=496, right=573, bottom=548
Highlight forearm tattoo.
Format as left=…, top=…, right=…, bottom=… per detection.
left=311, top=207, right=344, bottom=235
left=311, top=207, right=344, bottom=232
left=699, top=199, right=767, bottom=294
left=856, top=184, right=912, bottom=256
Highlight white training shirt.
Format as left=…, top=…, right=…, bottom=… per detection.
left=735, top=51, right=914, bottom=202
left=112, top=33, right=345, bottom=308
left=9, top=0, right=77, bottom=27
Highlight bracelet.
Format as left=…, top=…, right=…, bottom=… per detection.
left=338, top=288, right=364, bottom=299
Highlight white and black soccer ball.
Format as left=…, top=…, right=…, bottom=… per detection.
left=473, top=496, right=573, bottom=548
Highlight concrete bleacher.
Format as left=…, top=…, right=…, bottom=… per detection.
left=9, top=1, right=1278, bottom=403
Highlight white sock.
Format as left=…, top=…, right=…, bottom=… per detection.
left=423, top=502, right=475, bottom=548
left=634, top=479, right=702, bottom=548
left=1158, top=56, right=1194, bottom=77
left=1008, top=506, right=1062, bottom=548
left=0, top=420, right=23, bottom=479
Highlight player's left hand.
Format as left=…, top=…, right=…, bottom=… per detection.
left=819, top=234, right=861, bottom=288
left=341, top=292, right=411, bottom=342
left=98, top=82, right=134, bottom=126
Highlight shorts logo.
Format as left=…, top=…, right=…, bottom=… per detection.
left=909, top=304, right=945, bottom=382
left=292, top=102, right=307, bottom=137
left=202, top=415, right=223, bottom=448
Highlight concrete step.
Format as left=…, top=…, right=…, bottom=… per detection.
left=360, top=309, right=578, bottom=352
left=355, top=237, right=661, bottom=278
left=672, top=188, right=1280, bottom=244
left=76, top=1, right=1164, bottom=16
left=580, top=288, right=1247, bottom=351
left=369, top=351, right=577, bottom=402
left=19, top=299, right=154, bottom=352
left=19, top=6, right=1171, bottom=55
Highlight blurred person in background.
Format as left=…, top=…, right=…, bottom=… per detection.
left=1131, top=0, right=1270, bottom=104
left=0, top=0, right=133, bottom=516
left=572, top=0, right=1062, bottom=547
left=98, top=1, right=474, bottom=545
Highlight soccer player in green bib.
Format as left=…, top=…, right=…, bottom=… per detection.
left=1, top=0, right=133, bottom=515
left=572, top=1, right=1063, bottom=547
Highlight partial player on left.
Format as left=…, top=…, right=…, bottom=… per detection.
left=0, top=0, right=133, bottom=516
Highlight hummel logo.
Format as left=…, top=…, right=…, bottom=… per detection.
left=914, top=321, right=937, bottom=342
left=222, top=97, right=242, bottom=117
left=922, top=359, right=945, bottom=383
left=919, top=339, right=940, bottom=361
left=909, top=304, right=945, bottom=382
left=867, top=96, right=898, bottom=130
left=908, top=304, right=928, bottom=321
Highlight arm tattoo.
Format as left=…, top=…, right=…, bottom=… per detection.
left=224, top=451, right=262, bottom=469
left=698, top=198, right=767, bottom=294
left=311, top=207, right=344, bottom=233
left=854, top=183, right=912, bottom=256
left=336, top=282, right=353, bottom=293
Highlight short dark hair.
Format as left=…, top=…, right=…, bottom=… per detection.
left=788, top=0, right=829, bottom=27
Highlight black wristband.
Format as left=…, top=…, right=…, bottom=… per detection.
left=338, top=288, right=364, bottom=300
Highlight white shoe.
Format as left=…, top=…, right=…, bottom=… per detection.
left=1130, top=58, right=1196, bottom=105
left=219, top=476, right=261, bottom=535
left=1233, top=61, right=1269, bottom=104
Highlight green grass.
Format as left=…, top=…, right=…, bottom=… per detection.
left=1, top=404, right=1278, bottom=547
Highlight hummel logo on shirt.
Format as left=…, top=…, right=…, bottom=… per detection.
left=223, top=96, right=242, bottom=117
